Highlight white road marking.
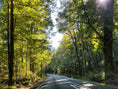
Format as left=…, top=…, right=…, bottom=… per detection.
left=70, top=84, right=79, bottom=89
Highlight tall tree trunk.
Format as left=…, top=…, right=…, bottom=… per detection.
left=30, top=24, right=34, bottom=73
left=7, top=0, right=10, bottom=62
left=8, top=0, right=14, bottom=85
left=21, top=41, right=24, bottom=63
left=30, top=47, right=33, bottom=72
left=41, top=59, right=43, bottom=78
left=25, top=41, right=28, bottom=76
left=7, top=0, right=10, bottom=82
left=72, top=36, right=82, bottom=76
left=103, top=0, right=114, bottom=80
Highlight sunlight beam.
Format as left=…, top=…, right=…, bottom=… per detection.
left=99, top=0, right=104, bottom=3
left=98, top=0, right=107, bottom=9
left=99, top=0, right=106, bottom=4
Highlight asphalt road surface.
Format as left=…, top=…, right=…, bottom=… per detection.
left=36, top=74, right=117, bottom=89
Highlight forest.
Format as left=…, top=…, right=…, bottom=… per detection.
left=47, top=0, right=118, bottom=86
left=0, top=0, right=118, bottom=88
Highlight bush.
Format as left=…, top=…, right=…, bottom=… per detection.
left=88, top=72, right=104, bottom=83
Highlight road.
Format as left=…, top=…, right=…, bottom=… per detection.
left=36, top=74, right=117, bottom=89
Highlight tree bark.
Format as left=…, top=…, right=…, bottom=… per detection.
left=7, top=0, right=10, bottom=82
left=41, top=59, right=43, bottom=78
left=29, top=24, right=35, bottom=73
left=103, top=0, right=114, bottom=80
left=72, top=36, right=82, bottom=76
left=8, top=0, right=14, bottom=85
left=25, top=41, right=28, bottom=76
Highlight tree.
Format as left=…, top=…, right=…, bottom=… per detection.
left=8, top=0, right=14, bottom=85
left=0, top=0, right=52, bottom=87
left=77, top=0, right=115, bottom=80
left=53, top=0, right=108, bottom=79
left=102, top=0, right=114, bottom=80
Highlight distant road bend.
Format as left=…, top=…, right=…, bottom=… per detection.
left=36, top=74, right=117, bottom=89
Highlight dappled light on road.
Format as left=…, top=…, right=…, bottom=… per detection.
left=37, top=75, right=116, bottom=89
left=56, top=78, right=69, bottom=82
left=70, top=83, right=95, bottom=89
left=83, top=84, right=95, bottom=87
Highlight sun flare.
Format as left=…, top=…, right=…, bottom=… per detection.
left=98, top=0, right=106, bottom=7
left=99, top=0, right=104, bottom=3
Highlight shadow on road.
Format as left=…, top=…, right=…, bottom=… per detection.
left=36, top=75, right=116, bottom=89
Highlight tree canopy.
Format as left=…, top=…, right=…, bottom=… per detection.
left=0, top=0, right=118, bottom=88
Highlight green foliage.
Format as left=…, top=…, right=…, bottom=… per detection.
left=0, top=0, right=52, bottom=87
left=0, top=0, right=118, bottom=87
left=48, top=0, right=118, bottom=85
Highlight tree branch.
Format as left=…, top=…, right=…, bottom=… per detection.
left=82, top=0, right=104, bottom=41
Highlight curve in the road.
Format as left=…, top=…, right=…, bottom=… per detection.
left=36, top=75, right=117, bottom=89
